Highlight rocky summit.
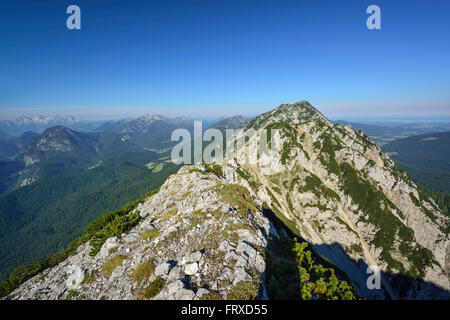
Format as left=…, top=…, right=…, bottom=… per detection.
left=229, top=101, right=450, bottom=299
left=4, top=101, right=450, bottom=300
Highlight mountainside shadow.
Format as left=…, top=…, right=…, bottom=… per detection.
left=261, top=207, right=450, bottom=300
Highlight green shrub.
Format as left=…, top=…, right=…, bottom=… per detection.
left=266, top=234, right=358, bottom=300
left=133, top=260, right=155, bottom=283
left=144, top=276, right=165, bottom=299
left=292, top=240, right=356, bottom=300
left=200, top=291, right=224, bottom=300
left=297, top=173, right=340, bottom=202
left=227, top=281, right=259, bottom=300
left=81, top=269, right=99, bottom=284
left=65, top=289, right=78, bottom=300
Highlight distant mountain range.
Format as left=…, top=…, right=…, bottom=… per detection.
left=0, top=115, right=104, bottom=136
left=97, top=114, right=195, bottom=150
left=0, top=131, right=40, bottom=161
left=207, top=115, right=248, bottom=132
left=334, top=120, right=450, bottom=146
left=0, top=130, right=11, bottom=140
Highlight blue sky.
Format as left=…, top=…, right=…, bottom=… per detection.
left=0, top=0, right=449, bottom=120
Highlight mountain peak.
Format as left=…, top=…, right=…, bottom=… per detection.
left=243, top=100, right=328, bottom=130
left=209, top=115, right=248, bottom=130
left=39, top=125, right=78, bottom=138
left=0, top=115, right=83, bottom=136
left=271, top=100, right=327, bottom=122
left=141, top=114, right=167, bottom=121
left=19, top=126, right=97, bottom=166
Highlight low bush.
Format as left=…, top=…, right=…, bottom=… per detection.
left=133, top=260, right=155, bottom=283
left=144, top=276, right=165, bottom=299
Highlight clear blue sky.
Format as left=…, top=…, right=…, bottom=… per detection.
left=0, top=0, right=449, bottom=120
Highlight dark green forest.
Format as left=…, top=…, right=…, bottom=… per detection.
left=382, top=131, right=450, bottom=194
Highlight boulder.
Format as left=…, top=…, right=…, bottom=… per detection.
left=184, top=263, right=199, bottom=275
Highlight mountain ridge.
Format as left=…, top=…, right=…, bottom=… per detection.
left=208, top=115, right=248, bottom=131
left=2, top=101, right=449, bottom=300
left=2, top=163, right=360, bottom=300
left=0, top=115, right=103, bottom=136
left=225, top=102, right=449, bottom=299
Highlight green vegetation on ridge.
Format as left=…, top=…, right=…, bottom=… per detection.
left=266, top=233, right=358, bottom=300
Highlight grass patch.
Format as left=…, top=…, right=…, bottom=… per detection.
left=81, top=269, right=99, bottom=284
left=144, top=276, right=165, bottom=299
left=102, top=255, right=127, bottom=276
left=160, top=208, right=178, bottom=220
left=202, top=163, right=224, bottom=178
left=65, top=289, right=78, bottom=300
left=133, top=260, right=155, bottom=283
left=212, top=183, right=258, bottom=216
left=200, top=291, right=224, bottom=300
left=227, top=281, right=260, bottom=300
left=141, top=229, right=160, bottom=241
left=188, top=167, right=205, bottom=174
left=181, top=191, right=191, bottom=198
left=145, top=162, right=155, bottom=170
